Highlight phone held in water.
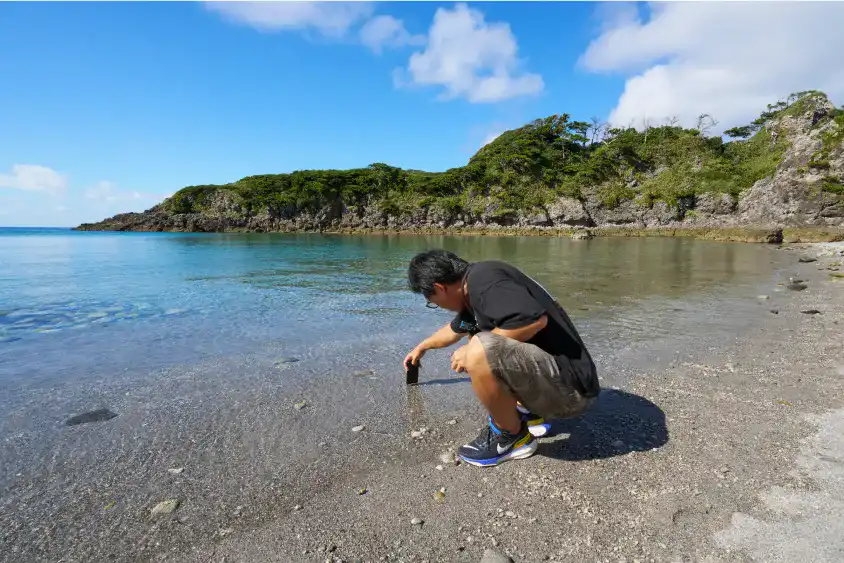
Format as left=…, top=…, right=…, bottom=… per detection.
left=405, top=358, right=420, bottom=385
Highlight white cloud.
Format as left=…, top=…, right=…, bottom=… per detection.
left=0, top=164, right=67, bottom=197
left=481, top=131, right=502, bottom=147
left=84, top=181, right=162, bottom=203
left=205, top=1, right=373, bottom=37
left=398, top=3, right=543, bottom=103
left=359, top=15, right=425, bottom=54
left=581, top=2, right=844, bottom=131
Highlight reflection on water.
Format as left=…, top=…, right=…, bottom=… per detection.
left=0, top=230, right=790, bottom=384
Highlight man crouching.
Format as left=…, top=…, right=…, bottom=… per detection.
left=404, top=249, right=600, bottom=467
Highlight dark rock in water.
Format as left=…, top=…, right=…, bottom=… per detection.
left=764, top=229, right=783, bottom=244
left=769, top=309, right=780, bottom=315
left=352, top=370, right=374, bottom=377
left=65, top=408, right=118, bottom=426
left=801, top=309, right=822, bottom=315
left=274, top=357, right=300, bottom=367
left=798, top=257, right=817, bottom=263
left=787, top=283, right=808, bottom=291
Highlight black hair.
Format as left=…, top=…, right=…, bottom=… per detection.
left=407, top=249, right=470, bottom=297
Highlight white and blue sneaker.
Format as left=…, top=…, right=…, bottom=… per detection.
left=517, top=404, right=552, bottom=437
left=457, top=416, right=538, bottom=467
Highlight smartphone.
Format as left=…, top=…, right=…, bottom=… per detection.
left=405, top=358, right=420, bottom=385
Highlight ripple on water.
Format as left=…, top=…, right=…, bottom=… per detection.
left=0, top=301, right=190, bottom=339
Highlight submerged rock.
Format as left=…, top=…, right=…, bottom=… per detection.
left=798, top=257, right=817, bottom=263
left=787, top=283, right=808, bottom=291
left=65, top=408, right=118, bottom=426
left=150, top=499, right=180, bottom=517
left=480, top=549, right=513, bottom=563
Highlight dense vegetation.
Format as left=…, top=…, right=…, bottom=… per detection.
left=163, top=91, right=842, bottom=219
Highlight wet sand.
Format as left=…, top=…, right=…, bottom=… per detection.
left=2, top=243, right=843, bottom=562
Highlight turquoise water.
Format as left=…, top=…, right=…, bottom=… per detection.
left=0, top=228, right=792, bottom=386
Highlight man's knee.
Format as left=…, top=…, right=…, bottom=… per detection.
left=464, top=335, right=489, bottom=372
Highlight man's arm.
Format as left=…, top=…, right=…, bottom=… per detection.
left=491, top=314, right=547, bottom=342
left=419, top=322, right=466, bottom=350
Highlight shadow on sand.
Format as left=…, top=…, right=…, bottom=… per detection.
left=417, top=377, right=472, bottom=386
left=537, top=388, right=669, bottom=461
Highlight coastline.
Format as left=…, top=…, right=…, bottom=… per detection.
left=73, top=223, right=844, bottom=244
left=1, top=243, right=842, bottom=563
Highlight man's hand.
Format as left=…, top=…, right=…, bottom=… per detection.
left=450, top=345, right=468, bottom=373
left=403, top=346, right=426, bottom=371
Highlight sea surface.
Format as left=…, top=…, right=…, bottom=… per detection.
left=1, top=227, right=794, bottom=389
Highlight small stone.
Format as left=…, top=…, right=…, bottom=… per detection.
left=478, top=493, right=483, bottom=498
left=798, top=257, right=817, bottom=263
left=293, top=504, right=303, bottom=511
left=800, top=309, right=821, bottom=315
left=480, top=549, right=514, bottom=563
left=770, top=309, right=779, bottom=315
left=447, top=419, right=457, bottom=425
left=233, top=505, right=243, bottom=516
left=150, top=499, right=180, bottom=517
left=358, top=488, right=368, bottom=495
left=274, top=357, right=300, bottom=367
left=218, top=528, right=233, bottom=538
left=787, top=282, right=807, bottom=291
left=352, top=370, right=374, bottom=377
left=411, top=431, right=423, bottom=439
left=294, top=400, right=308, bottom=410
left=435, top=465, right=444, bottom=471
left=167, top=467, right=184, bottom=475
left=505, top=510, right=516, bottom=518
left=757, top=295, right=770, bottom=300
left=410, top=517, right=424, bottom=526
left=351, top=425, right=365, bottom=433
left=466, top=536, right=475, bottom=543
left=612, top=439, right=625, bottom=448
left=433, top=491, right=446, bottom=501
left=439, top=452, right=456, bottom=465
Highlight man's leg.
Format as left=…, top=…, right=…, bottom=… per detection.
left=463, top=335, right=520, bottom=434
left=457, top=335, right=537, bottom=467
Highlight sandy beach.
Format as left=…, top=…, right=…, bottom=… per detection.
left=2, top=242, right=843, bottom=563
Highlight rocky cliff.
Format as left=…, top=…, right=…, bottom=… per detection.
left=77, top=92, right=844, bottom=237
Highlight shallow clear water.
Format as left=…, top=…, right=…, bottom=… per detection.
left=0, top=228, right=791, bottom=387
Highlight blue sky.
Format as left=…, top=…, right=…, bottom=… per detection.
left=2, top=1, right=843, bottom=227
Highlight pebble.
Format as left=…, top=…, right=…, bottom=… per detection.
left=274, top=357, right=300, bottom=366
left=150, top=499, right=180, bottom=517
left=798, top=257, right=817, bottom=263
left=439, top=452, right=456, bottom=465
left=167, top=467, right=184, bottom=475
left=447, top=419, right=457, bottom=425
left=436, top=465, right=444, bottom=471
left=293, top=504, right=303, bottom=511
left=801, top=309, right=822, bottom=315
left=410, top=517, right=424, bottom=526
left=411, top=431, right=423, bottom=439
left=65, top=409, right=118, bottom=426
left=351, top=425, right=365, bottom=433
left=352, top=370, right=374, bottom=377
left=358, top=488, right=368, bottom=495
left=757, top=295, right=770, bottom=300
left=480, top=549, right=514, bottom=563
left=770, top=309, right=780, bottom=315
left=294, top=401, right=308, bottom=410
left=787, top=282, right=808, bottom=291
left=505, top=510, right=516, bottom=518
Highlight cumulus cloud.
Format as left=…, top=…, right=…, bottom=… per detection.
left=0, top=164, right=67, bottom=197
left=481, top=131, right=502, bottom=147
left=581, top=2, right=844, bottom=130
left=397, top=3, right=543, bottom=103
left=359, top=15, right=425, bottom=54
left=205, top=1, right=373, bottom=37
left=84, top=181, right=164, bottom=203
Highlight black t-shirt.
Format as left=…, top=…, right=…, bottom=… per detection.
left=450, top=260, right=599, bottom=398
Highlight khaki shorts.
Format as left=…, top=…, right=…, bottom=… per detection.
left=475, top=332, right=595, bottom=420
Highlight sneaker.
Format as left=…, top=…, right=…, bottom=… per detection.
left=517, top=404, right=551, bottom=437
left=457, top=416, right=537, bottom=467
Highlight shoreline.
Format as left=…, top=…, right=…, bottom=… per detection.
left=1, top=243, right=843, bottom=562
left=73, top=223, right=844, bottom=244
